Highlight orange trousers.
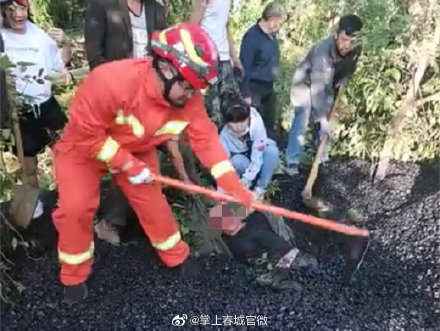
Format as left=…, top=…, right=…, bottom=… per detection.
left=51, top=145, right=190, bottom=286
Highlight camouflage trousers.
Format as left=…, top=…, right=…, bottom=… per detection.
left=205, top=60, right=240, bottom=129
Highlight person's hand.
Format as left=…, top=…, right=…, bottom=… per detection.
left=232, top=57, right=244, bottom=72
left=243, top=96, right=252, bottom=106
left=128, top=167, right=153, bottom=185
left=232, top=186, right=253, bottom=208
left=47, top=27, right=69, bottom=46
left=241, top=176, right=252, bottom=189
left=281, top=119, right=290, bottom=132
left=0, top=128, right=11, bottom=142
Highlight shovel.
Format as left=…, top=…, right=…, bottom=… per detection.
left=9, top=102, right=40, bottom=229
left=301, top=90, right=340, bottom=214
left=300, top=91, right=363, bottom=222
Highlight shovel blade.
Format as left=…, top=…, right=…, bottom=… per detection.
left=343, top=235, right=371, bottom=283
left=10, top=184, right=40, bottom=229
left=302, top=196, right=330, bottom=213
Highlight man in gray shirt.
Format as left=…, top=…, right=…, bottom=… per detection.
left=285, top=15, right=363, bottom=175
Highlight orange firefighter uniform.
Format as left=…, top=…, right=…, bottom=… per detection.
left=52, top=58, right=250, bottom=286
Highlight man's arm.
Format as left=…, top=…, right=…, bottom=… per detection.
left=228, top=21, right=242, bottom=70
left=84, top=0, right=107, bottom=70
left=155, top=1, right=168, bottom=30
left=68, top=67, right=147, bottom=178
left=309, top=48, right=335, bottom=123
left=166, top=139, right=193, bottom=184
left=45, top=27, right=72, bottom=66
left=188, top=0, right=207, bottom=24
left=239, top=30, right=256, bottom=97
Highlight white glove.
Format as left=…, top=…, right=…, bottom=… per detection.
left=241, top=176, right=252, bottom=189
left=128, top=168, right=153, bottom=185
left=0, top=128, right=11, bottom=141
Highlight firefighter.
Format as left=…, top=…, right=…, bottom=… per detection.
left=52, top=23, right=254, bottom=302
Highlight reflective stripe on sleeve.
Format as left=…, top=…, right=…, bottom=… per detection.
left=96, top=137, right=120, bottom=163
left=211, top=160, right=234, bottom=179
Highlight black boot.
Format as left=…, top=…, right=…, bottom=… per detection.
left=64, top=282, right=88, bottom=303
left=176, top=258, right=199, bottom=278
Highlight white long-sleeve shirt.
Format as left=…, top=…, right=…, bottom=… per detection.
left=219, top=107, right=268, bottom=182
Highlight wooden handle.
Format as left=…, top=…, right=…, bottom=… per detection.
left=302, top=90, right=340, bottom=199
left=152, top=174, right=369, bottom=237
left=7, top=76, right=30, bottom=186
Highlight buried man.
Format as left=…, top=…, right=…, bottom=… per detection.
left=209, top=203, right=317, bottom=291
left=208, top=202, right=370, bottom=289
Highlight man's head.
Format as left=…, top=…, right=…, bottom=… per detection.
left=260, top=3, right=284, bottom=35
left=223, top=93, right=251, bottom=137
left=150, top=23, right=219, bottom=108
left=153, top=59, right=196, bottom=108
left=335, top=14, right=363, bottom=56
left=1, top=0, right=28, bottom=33
left=209, top=202, right=248, bottom=236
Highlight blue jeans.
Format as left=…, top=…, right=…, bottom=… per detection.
left=230, top=139, right=279, bottom=189
left=285, top=106, right=329, bottom=166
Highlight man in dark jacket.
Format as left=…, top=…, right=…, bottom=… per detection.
left=239, top=3, right=284, bottom=138
left=85, top=0, right=167, bottom=70
left=209, top=202, right=317, bottom=291
left=285, top=15, right=363, bottom=176
left=84, top=0, right=167, bottom=244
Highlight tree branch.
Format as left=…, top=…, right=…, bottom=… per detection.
left=413, top=91, right=440, bottom=108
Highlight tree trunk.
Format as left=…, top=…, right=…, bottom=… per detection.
left=372, top=7, right=440, bottom=181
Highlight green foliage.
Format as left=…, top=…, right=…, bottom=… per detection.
left=29, top=0, right=439, bottom=162
left=31, top=0, right=85, bottom=30
left=167, top=0, right=191, bottom=25
left=231, top=0, right=439, bottom=162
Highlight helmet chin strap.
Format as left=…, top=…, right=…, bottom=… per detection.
left=153, top=56, right=184, bottom=108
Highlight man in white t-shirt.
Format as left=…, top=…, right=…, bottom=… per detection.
left=190, top=0, right=243, bottom=128
left=1, top=0, right=71, bottom=218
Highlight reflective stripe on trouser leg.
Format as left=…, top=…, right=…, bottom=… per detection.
left=52, top=146, right=101, bottom=285
left=114, top=149, right=190, bottom=267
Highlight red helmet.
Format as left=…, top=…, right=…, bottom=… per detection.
left=151, top=23, right=219, bottom=89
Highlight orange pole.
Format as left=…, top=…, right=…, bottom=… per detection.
left=152, top=174, right=370, bottom=238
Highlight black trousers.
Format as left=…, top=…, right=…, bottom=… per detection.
left=98, top=182, right=131, bottom=227
left=248, top=80, right=276, bottom=135
left=18, top=96, right=67, bottom=157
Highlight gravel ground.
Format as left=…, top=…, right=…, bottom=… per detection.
left=1, top=159, right=439, bottom=330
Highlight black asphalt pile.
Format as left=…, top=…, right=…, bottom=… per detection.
left=1, top=159, right=439, bottom=330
